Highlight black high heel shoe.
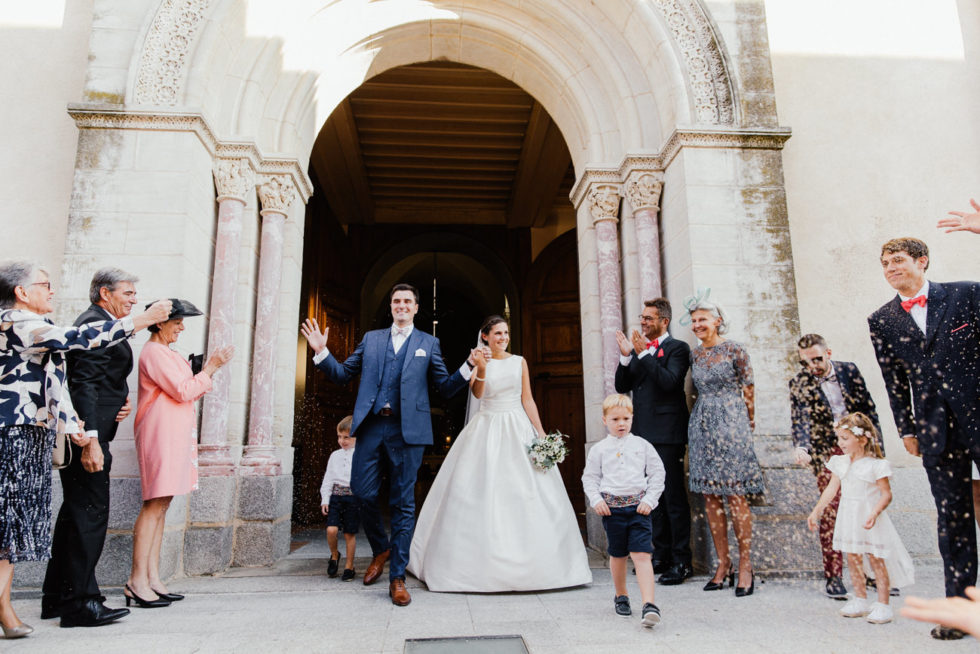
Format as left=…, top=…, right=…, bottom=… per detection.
left=153, top=591, right=184, bottom=602
left=703, top=563, right=735, bottom=591
left=735, top=568, right=755, bottom=597
left=124, top=584, right=171, bottom=608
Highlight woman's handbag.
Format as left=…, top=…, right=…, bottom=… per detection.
left=52, top=431, right=72, bottom=470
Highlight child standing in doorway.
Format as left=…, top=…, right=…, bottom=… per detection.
left=320, top=415, right=360, bottom=581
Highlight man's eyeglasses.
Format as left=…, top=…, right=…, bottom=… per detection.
left=638, top=315, right=659, bottom=322
left=29, top=282, right=51, bottom=290
left=799, top=355, right=826, bottom=367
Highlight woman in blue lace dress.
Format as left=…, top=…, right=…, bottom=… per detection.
left=687, top=299, right=764, bottom=598
left=0, top=261, right=169, bottom=639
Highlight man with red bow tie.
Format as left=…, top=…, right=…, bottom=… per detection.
left=615, top=298, right=691, bottom=585
left=869, top=237, right=980, bottom=640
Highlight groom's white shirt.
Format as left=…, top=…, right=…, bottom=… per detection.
left=312, top=323, right=473, bottom=379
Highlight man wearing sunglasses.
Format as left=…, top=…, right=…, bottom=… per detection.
left=789, top=333, right=882, bottom=601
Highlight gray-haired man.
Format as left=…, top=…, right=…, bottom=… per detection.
left=42, top=268, right=138, bottom=627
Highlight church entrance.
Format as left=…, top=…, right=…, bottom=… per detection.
left=292, top=62, right=586, bottom=529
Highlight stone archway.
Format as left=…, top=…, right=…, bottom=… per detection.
left=61, top=0, right=809, bottom=575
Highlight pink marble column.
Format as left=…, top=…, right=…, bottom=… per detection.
left=200, top=159, right=254, bottom=476
left=240, top=175, right=297, bottom=476
left=625, top=170, right=665, bottom=302
left=589, top=184, right=624, bottom=396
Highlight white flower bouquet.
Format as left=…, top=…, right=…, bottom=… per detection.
left=527, top=430, right=569, bottom=471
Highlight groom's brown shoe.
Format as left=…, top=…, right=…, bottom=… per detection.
left=389, top=579, right=411, bottom=606
left=363, top=550, right=390, bottom=586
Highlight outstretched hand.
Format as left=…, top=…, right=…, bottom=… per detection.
left=630, top=329, right=646, bottom=355
left=901, top=586, right=980, bottom=637
left=301, top=318, right=329, bottom=354
left=938, top=199, right=980, bottom=234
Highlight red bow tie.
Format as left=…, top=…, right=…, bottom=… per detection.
left=646, top=339, right=660, bottom=350
left=900, top=295, right=927, bottom=312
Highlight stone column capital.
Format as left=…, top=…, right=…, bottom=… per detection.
left=624, top=170, right=664, bottom=213
left=213, top=158, right=256, bottom=203
left=588, top=184, right=621, bottom=224
left=257, top=175, right=297, bottom=216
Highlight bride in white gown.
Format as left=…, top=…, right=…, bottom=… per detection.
left=408, top=316, right=592, bottom=592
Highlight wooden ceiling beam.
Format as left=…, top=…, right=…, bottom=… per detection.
left=506, top=101, right=572, bottom=228
left=349, top=98, right=532, bottom=121
left=374, top=206, right=508, bottom=225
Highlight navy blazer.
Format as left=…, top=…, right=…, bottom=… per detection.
left=788, top=360, right=881, bottom=472
left=66, top=304, right=133, bottom=442
left=315, top=327, right=468, bottom=445
left=614, top=335, right=691, bottom=445
left=869, top=281, right=980, bottom=463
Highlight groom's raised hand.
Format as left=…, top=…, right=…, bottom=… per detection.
left=300, top=318, right=329, bottom=354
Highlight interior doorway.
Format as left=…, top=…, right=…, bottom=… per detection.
left=292, top=61, right=586, bottom=528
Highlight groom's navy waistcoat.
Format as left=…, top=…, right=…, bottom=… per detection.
left=372, top=334, right=408, bottom=415
left=314, top=327, right=468, bottom=445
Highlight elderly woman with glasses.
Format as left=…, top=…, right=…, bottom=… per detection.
left=685, top=294, right=764, bottom=598
left=0, top=260, right=170, bottom=639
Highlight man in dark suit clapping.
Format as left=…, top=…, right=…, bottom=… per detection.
left=789, top=333, right=881, bottom=600
left=42, top=268, right=137, bottom=627
left=615, top=298, right=692, bottom=585
left=869, top=237, right=980, bottom=641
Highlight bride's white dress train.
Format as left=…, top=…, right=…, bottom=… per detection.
left=408, top=355, right=592, bottom=592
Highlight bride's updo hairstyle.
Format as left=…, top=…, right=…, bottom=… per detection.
left=479, top=315, right=508, bottom=345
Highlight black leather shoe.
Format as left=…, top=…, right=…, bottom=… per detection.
left=658, top=563, right=693, bottom=586
left=327, top=555, right=339, bottom=578
left=931, top=625, right=966, bottom=640
left=40, top=597, right=63, bottom=619
left=59, top=600, right=130, bottom=628
left=652, top=559, right=671, bottom=575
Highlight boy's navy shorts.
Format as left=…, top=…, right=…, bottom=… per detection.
left=326, top=494, right=361, bottom=534
left=602, top=505, right=653, bottom=558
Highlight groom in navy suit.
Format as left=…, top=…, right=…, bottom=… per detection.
left=869, top=237, right=980, bottom=640
left=301, top=283, right=474, bottom=606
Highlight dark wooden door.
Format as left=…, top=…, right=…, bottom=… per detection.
left=521, top=230, right=586, bottom=519
left=293, top=203, right=359, bottom=527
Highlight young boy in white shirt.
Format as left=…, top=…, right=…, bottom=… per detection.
left=320, top=415, right=360, bottom=581
left=582, top=394, right=666, bottom=627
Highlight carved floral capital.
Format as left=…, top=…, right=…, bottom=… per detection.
left=588, top=185, right=621, bottom=224
left=257, top=175, right=297, bottom=215
left=624, top=171, right=664, bottom=212
left=213, top=158, right=255, bottom=203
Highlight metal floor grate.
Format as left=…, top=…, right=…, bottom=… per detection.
left=404, top=635, right=529, bottom=653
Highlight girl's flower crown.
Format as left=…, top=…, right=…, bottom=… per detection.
left=835, top=422, right=866, bottom=437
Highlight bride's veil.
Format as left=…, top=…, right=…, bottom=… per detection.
left=463, top=330, right=484, bottom=425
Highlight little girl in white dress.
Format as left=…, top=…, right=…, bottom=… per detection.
left=808, top=412, right=914, bottom=625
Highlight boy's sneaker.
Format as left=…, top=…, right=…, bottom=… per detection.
left=824, top=576, right=847, bottom=600
left=614, top=595, right=631, bottom=617
left=327, top=556, right=339, bottom=577
left=640, top=603, right=661, bottom=628
left=839, top=596, right=871, bottom=618
left=341, top=567, right=356, bottom=582
left=866, top=602, right=893, bottom=624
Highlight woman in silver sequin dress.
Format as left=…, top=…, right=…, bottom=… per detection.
left=686, top=299, right=764, bottom=597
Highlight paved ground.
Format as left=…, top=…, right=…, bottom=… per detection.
left=6, top=533, right=976, bottom=653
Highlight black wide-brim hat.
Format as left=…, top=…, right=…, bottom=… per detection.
left=144, top=298, right=204, bottom=320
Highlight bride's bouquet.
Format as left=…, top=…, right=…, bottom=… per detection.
left=528, top=430, right=569, bottom=471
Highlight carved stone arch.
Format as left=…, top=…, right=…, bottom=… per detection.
left=649, top=0, right=736, bottom=125
left=131, top=0, right=213, bottom=106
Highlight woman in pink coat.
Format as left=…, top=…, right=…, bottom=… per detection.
left=125, top=299, right=233, bottom=608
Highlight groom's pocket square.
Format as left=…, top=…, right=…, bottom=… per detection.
left=415, top=348, right=427, bottom=357
left=951, top=323, right=969, bottom=333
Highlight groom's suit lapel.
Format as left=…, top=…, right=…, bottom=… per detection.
left=887, top=296, right=923, bottom=345
left=401, top=328, right=423, bottom=377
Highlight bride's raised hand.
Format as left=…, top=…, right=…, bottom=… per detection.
left=472, top=347, right=487, bottom=370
